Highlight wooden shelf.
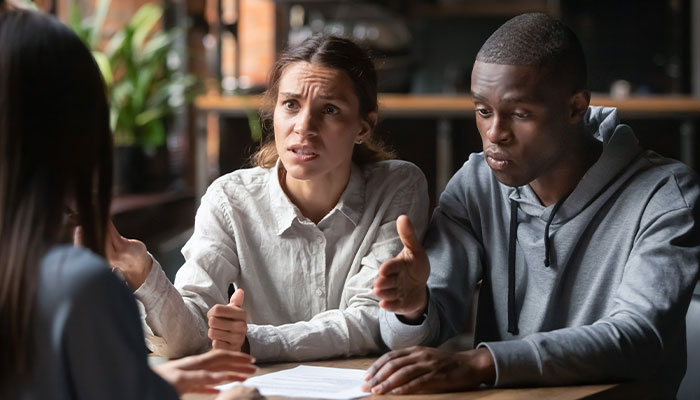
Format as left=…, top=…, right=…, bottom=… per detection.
left=195, top=93, right=700, bottom=119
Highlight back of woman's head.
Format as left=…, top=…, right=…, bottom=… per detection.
left=0, top=5, right=112, bottom=388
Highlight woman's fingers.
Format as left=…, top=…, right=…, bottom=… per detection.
left=208, top=304, right=247, bottom=321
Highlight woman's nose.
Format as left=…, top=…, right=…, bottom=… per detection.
left=293, top=108, right=318, bottom=137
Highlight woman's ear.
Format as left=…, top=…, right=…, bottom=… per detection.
left=356, top=111, right=377, bottom=144
left=568, top=90, right=590, bottom=124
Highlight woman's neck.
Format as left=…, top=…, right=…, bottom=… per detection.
left=280, top=166, right=352, bottom=224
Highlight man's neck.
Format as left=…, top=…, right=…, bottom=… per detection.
left=530, top=134, right=603, bottom=207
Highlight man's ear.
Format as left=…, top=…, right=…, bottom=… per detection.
left=569, top=90, right=590, bottom=124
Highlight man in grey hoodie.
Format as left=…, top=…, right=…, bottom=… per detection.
left=363, top=13, right=699, bottom=398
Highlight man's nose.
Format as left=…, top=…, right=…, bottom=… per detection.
left=485, top=115, right=511, bottom=144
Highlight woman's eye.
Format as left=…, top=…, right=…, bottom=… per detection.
left=282, top=100, right=298, bottom=110
left=323, top=105, right=340, bottom=115
left=513, top=111, right=530, bottom=119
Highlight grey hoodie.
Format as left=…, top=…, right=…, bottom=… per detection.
left=379, top=106, right=700, bottom=398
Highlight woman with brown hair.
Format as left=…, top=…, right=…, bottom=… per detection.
left=0, top=3, right=260, bottom=399
left=110, top=35, right=429, bottom=362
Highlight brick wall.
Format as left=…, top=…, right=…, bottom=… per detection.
left=238, top=0, right=275, bottom=88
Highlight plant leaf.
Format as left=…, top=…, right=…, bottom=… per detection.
left=88, top=0, right=111, bottom=49
left=92, top=50, right=113, bottom=87
left=130, top=3, right=163, bottom=55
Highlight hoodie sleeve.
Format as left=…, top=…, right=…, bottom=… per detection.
left=380, top=164, right=485, bottom=349
left=481, top=176, right=700, bottom=391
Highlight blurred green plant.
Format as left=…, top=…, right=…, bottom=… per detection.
left=68, top=0, right=198, bottom=149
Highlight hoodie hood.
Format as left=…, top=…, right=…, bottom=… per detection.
left=508, top=106, right=643, bottom=222
left=505, top=106, right=644, bottom=334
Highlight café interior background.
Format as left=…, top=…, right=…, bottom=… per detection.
left=33, top=0, right=699, bottom=285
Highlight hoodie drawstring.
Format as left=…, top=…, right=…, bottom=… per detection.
left=543, top=194, right=570, bottom=267
left=507, top=199, right=519, bottom=335
left=507, top=194, right=569, bottom=335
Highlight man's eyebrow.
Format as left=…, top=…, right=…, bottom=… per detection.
left=471, top=92, right=538, bottom=104
left=470, top=93, right=488, bottom=103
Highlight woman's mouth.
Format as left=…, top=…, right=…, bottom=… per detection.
left=288, top=146, right=319, bottom=161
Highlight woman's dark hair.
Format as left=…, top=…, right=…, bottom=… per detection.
left=0, top=7, right=112, bottom=388
left=251, top=35, right=395, bottom=168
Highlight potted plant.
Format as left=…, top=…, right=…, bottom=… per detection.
left=68, top=0, right=198, bottom=193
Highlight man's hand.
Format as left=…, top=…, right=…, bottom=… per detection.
left=75, top=220, right=153, bottom=290
left=152, top=349, right=256, bottom=395
left=362, top=346, right=495, bottom=395
left=373, top=215, right=430, bottom=321
left=208, top=288, right=248, bottom=352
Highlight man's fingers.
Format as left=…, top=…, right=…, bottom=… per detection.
left=374, top=288, right=399, bottom=302
left=396, top=215, right=423, bottom=254
left=372, top=273, right=399, bottom=299
left=364, top=348, right=412, bottom=381
left=377, top=256, right=407, bottom=278
left=388, top=370, right=434, bottom=395
left=371, top=363, right=427, bottom=395
left=230, top=288, right=244, bottom=307
left=378, top=298, right=407, bottom=311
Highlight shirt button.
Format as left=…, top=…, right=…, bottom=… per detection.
left=316, top=236, right=323, bottom=244
left=316, top=288, right=324, bottom=297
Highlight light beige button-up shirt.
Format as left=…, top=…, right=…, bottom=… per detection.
left=134, top=160, right=429, bottom=361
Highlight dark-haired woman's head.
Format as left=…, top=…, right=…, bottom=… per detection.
left=252, top=35, right=394, bottom=169
left=0, top=6, right=112, bottom=388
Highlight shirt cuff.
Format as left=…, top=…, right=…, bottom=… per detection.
left=477, top=339, right=541, bottom=387
left=378, top=299, right=437, bottom=349
left=133, top=254, right=169, bottom=304
left=246, top=324, right=284, bottom=362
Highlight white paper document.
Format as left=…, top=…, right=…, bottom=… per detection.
left=216, top=365, right=369, bottom=399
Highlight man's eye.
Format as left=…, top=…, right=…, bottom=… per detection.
left=513, top=111, right=530, bottom=119
left=475, top=108, right=492, bottom=117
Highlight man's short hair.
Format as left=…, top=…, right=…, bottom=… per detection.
left=476, top=13, right=588, bottom=91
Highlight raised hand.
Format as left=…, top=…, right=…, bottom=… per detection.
left=104, top=220, right=153, bottom=290
left=373, top=215, right=431, bottom=321
left=152, top=349, right=257, bottom=395
left=208, top=288, right=248, bottom=352
left=75, top=220, right=153, bottom=290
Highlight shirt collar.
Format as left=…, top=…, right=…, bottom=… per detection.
left=268, top=160, right=366, bottom=235
left=269, top=160, right=299, bottom=235
left=333, top=163, right=365, bottom=227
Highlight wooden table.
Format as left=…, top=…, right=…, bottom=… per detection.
left=194, top=93, right=700, bottom=202
left=182, top=357, right=652, bottom=400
